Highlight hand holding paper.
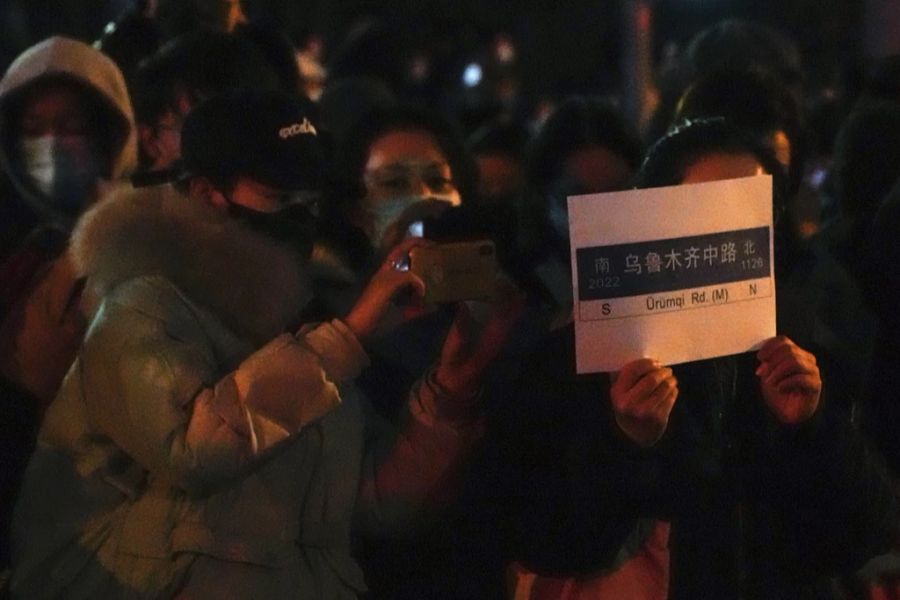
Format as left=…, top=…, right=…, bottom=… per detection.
left=755, top=336, right=821, bottom=425
left=610, top=358, right=679, bottom=448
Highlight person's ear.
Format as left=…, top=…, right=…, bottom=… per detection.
left=189, top=176, right=228, bottom=211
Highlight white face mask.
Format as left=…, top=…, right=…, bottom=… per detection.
left=19, top=134, right=102, bottom=215
left=364, top=194, right=456, bottom=251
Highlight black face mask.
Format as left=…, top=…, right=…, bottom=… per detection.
left=227, top=200, right=317, bottom=258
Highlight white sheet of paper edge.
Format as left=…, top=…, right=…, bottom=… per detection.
left=568, top=175, right=775, bottom=373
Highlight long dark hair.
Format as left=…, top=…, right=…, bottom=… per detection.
left=637, top=117, right=799, bottom=275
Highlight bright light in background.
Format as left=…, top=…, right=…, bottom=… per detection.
left=462, top=62, right=483, bottom=87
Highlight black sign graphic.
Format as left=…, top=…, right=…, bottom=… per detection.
left=576, top=226, right=770, bottom=301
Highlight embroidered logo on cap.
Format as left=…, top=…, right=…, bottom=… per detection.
left=279, top=118, right=317, bottom=139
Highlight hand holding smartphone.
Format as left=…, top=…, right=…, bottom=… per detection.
left=409, top=240, right=498, bottom=304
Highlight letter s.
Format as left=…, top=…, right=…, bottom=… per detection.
left=602, top=303, right=611, bottom=316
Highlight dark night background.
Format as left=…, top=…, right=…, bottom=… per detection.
left=0, top=0, right=887, bottom=99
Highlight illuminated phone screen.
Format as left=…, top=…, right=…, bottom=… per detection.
left=407, top=220, right=424, bottom=238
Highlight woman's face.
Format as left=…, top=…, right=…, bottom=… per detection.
left=358, top=128, right=462, bottom=251
left=680, top=151, right=765, bottom=185
left=15, top=80, right=107, bottom=215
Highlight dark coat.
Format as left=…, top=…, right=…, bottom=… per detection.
left=473, top=324, right=896, bottom=600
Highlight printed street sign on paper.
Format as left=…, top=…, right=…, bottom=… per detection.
left=568, top=175, right=775, bottom=373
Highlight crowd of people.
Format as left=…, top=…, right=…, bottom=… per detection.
left=1, top=2, right=900, bottom=599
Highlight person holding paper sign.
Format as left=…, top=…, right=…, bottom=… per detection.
left=613, top=117, right=819, bottom=447
left=481, top=119, right=896, bottom=600
left=608, top=119, right=895, bottom=599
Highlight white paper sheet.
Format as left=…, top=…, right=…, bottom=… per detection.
left=568, top=175, right=776, bottom=373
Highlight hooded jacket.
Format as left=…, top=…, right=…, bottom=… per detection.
left=0, top=36, right=137, bottom=407
left=10, top=184, right=482, bottom=598
left=0, top=37, right=139, bottom=568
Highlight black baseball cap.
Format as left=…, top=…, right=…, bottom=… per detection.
left=179, top=89, right=325, bottom=191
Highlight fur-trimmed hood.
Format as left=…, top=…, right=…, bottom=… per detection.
left=70, top=184, right=311, bottom=343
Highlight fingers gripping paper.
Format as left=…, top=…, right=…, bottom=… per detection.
left=569, top=176, right=775, bottom=373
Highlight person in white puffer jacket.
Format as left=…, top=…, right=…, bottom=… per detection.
left=9, top=89, right=522, bottom=599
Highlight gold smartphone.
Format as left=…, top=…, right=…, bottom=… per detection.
left=409, top=240, right=498, bottom=304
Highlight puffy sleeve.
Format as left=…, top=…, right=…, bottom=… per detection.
left=353, top=369, right=486, bottom=537
left=79, top=277, right=367, bottom=495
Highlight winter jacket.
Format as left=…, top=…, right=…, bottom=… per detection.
left=0, top=35, right=138, bottom=567
left=10, top=184, right=482, bottom=599
left=0, top=35, right=138, bottom=407
left=481, top=325, right=897, bottom=600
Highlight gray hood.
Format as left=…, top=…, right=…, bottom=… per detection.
left=0, top=36, right=138, bottom=227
